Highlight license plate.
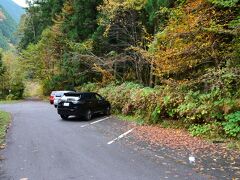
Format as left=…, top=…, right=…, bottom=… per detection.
left=63, top=103, right=70, bottom=107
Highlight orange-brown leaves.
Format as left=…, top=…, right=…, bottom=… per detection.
left=150, top=0, right=230, bottom=79
left=0, top=11, right=5, bottom=21
left=62, top=0, right=74, bottom=15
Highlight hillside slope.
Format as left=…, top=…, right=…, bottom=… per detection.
left=0, top=0, right=25, bottom=23
left=0, top=5, right=17, bottom=50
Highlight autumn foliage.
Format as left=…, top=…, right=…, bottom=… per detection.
left=18, top=0, right=240, bottom=137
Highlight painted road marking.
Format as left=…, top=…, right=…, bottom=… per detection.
left=81, top=117, right=110, bottom=128
left=107, top=128, right=134, bottom=145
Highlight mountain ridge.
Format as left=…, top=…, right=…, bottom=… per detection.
left=0, top=0, right=25, bottom=23
left=0, top=4, right=17, bottom=50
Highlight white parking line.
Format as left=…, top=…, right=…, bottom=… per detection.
left=81, top=117, right=110, bottom=128
left=107, top=128, right=134, bottom=145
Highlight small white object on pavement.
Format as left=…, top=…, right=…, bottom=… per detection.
left=189, top=155, right=195, bottom=164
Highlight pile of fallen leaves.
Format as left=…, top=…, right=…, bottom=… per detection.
left=132, top=125, right=240, bottom=179
left=133, top=125, right=218, bottom=153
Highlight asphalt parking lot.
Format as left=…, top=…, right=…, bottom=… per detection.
left=0, top=101, right=213, bottom=180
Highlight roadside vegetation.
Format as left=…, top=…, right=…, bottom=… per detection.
left=0, top=110, right=10, bottom=146
left=0, top=0, right=238, bottom=143
left=77, top=82, right=240, bottom=143
left=0, top=49, right=24, bottom=100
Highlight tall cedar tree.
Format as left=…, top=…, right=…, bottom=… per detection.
left=61, top=0, right=102, bottom=42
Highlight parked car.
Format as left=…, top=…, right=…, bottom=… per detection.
left=49, top=91, right=57, bottom=104
left=53, top=91, right=75, bottom=108
left=57, top=92, right=111, bottom=120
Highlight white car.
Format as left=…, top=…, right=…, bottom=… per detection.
left=53, top=91, right=75, bottom=108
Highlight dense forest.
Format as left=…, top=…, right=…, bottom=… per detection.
left=0, top=1, right=24, bottom=100
left=6, top=0, right=240, bottom=138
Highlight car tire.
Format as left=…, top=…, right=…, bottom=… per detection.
left=60, top=115, right=68, bottom=120
left=85, top=109, right=92, bottom=121
left=105, top=106, right=111, bottom=116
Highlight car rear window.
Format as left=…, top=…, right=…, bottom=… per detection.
left=64, top=93, right=81, bottom=97
left=55, top=92, right=64, bottom=97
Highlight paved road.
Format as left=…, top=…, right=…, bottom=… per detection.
left=0, top=101, right=210, bottom=180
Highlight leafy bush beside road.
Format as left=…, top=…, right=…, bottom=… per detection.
left=0, top=50, right=25, bottom=100
left=223, top=111, right=240, bottom=138
left=77, top=82, right=240, bottom=139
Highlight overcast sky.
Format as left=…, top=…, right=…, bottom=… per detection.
left=12, top=0, right=28, bottom=7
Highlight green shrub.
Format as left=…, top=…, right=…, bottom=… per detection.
left=151, top=105, right=162, bottom=124
left=189, top=122, right=223, bottom=138
left=189, top=124, right=211, bottom=137
left=223, top=111, right=240, bottom=138
left=76, top=83, right=99, bottom=92
left=208, top=0, right=239, bottom=7
left=6, top=94, right=15, bottom=101
left=177, top=88, right=238, bottom=123
left=10, top=81, right=25, bottom=99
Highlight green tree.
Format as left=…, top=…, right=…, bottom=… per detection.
left=0, top=49, right=5, bottom=75
left=18, top=0, right=64, bottom=50
left=60, top=0, right=102, bottom=42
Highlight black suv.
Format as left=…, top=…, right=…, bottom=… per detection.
left=57, top=92, right=111, bottom=120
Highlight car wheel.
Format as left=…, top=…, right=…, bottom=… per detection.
left=85, top=109, right=92, bottom=121
left=54, top=105, right=57, bottom=108
left=105, top=106, right=111, bottom=115
left=60, top=115, right=68, bottom=120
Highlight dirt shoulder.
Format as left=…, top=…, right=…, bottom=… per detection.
left=129, top=125, right=240, bottom=180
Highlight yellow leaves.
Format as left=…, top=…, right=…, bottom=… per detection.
left=152, top=40, right=200, bottom=77
left=62, top=0, right=74, bottom=15
left=147, top=0, right=222, bottom=78
left=125, top=0, right=147, bottom=10
left=98, top=0, right=146, bottom=24
left=52, top=15, right=64, bottom=37
left=99, top=0, right=147, bottom=12
left=103, top=25, right=111, bottom=37
left=67, top=39, right=93, bottom=54
left=98, top=0, right=122, bottom=18
left=185, top=0, right=204, bottom=11
left=93, top=64, right=114, bottom=84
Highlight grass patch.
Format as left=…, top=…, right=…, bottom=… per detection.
left=115, top=114, right=145, bottom=125
left=0, top=100, right=21, bottom=104
left=227, top=140, right=240, bottom=151
left=0, top=110, right=11, bottom=145
left=160, top=119, right=190, bottom=129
